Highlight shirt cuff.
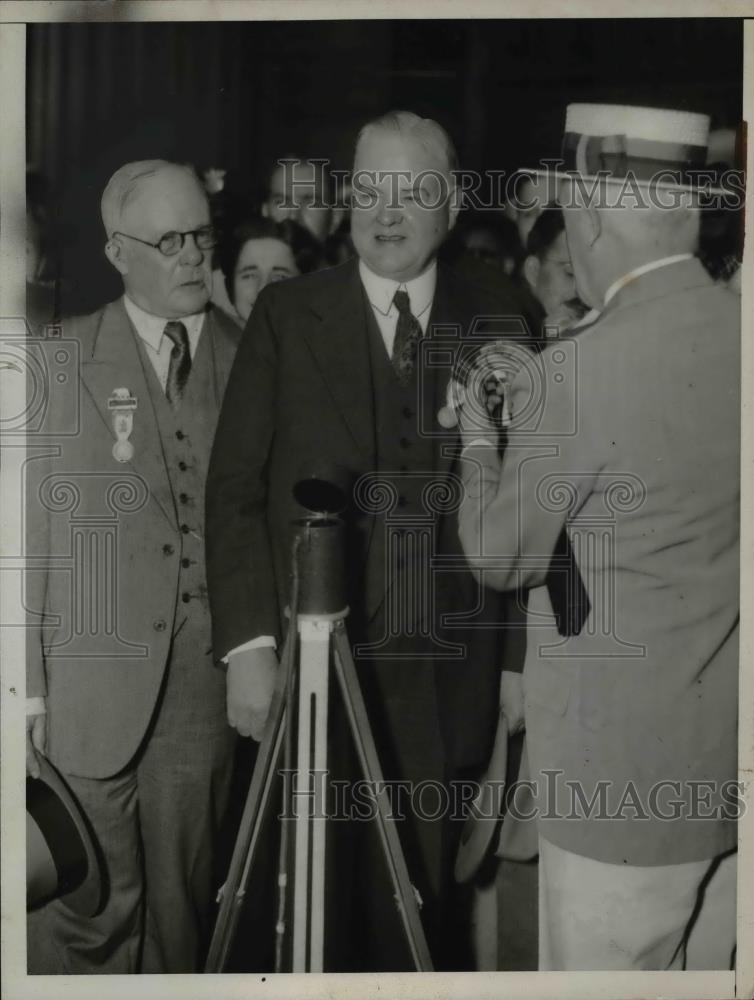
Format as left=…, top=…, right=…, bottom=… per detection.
left=461, top=437, right=498, bottom=452
left=223, top=636, right=277, bottom=664
left=26, top=697, right=47, bottom=716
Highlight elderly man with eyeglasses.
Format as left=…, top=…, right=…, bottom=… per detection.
left=26, top=160, right=241, bottom=974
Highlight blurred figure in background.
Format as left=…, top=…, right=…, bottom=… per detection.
left=445, top=210, right=522, bottom=277
left=507, top=170, right=548, bottom=246
left=518, top=205, right=588, bottom=346
left=26, top=168, right=61, bottom=334
left=218, top=216, right=324, bottom=325
left=262, top=156, right=345, bottom=247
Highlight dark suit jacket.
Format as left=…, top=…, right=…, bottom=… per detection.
left=206, top=258, right=531, bottom=769
left=26, top=299, right=240, bottom=778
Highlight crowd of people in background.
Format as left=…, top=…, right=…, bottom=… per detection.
left=26, top=137, right=743, bottom=340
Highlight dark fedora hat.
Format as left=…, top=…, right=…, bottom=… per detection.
left=27, top=756, right=102, bottom=916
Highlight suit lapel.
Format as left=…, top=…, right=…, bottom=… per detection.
left=80, top=299, right=177, bottom=528
left=300, top=261, right=376, bottom=465
left=206, top=307, right=241, bottom=406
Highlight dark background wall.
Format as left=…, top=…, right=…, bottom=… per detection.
left=27, top=18, right=743, bottom=314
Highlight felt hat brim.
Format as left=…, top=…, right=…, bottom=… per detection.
left=27, top=756, right=103, bottom=917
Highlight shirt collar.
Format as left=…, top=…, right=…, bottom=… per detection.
left=358, top=259, right=437, bottom=319
left=123, top=294, right=206, bottom=352
left=602, top=254, right=694, bottom=309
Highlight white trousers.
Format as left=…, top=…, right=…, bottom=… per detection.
left=538, top=837, right=736, bottom=971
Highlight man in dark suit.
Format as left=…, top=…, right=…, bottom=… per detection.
left=206, top=111, right=529, bottom=970
left=26, top=160, right=240, bottom=973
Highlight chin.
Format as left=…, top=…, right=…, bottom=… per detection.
left=175, top=287, right=210, bottom=314
left=365, top=251, right=421, bottom=281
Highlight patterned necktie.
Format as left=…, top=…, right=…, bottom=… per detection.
left=391, top=289, right=422, bottom=386
left=163, top=320, right=191, bottom=411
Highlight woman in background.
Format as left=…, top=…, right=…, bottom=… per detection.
left=216, top=216, right=323, bottom=325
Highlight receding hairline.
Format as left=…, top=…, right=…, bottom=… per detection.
left=354, top=110, right=458, bottom=177
left=101, top=160, right=203, bottom=237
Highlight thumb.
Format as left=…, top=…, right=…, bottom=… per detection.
left=26, top=732, right=40, bottom=779
left=31, top=714, right=47, bottom=756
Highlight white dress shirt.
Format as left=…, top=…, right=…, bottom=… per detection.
left=123, top=295, right=205, bottom=387
left=358, top=258, right=437, bottom=355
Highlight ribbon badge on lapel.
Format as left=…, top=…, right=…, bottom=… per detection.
left=107, top=387, right=137, bottom=463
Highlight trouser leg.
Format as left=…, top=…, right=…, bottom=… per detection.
left=137, top=626, right=236, bottom=973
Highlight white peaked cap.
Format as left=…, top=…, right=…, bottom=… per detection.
left=565, top=104, right=711, bottom=147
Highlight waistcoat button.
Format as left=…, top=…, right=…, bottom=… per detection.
left=153, top=619, right=167, bottom=632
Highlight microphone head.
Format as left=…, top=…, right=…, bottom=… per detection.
left=293, top=476, right=347, bottom=516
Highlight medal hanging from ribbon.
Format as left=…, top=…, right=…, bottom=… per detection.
left=107, top=387, right=137, bottom=463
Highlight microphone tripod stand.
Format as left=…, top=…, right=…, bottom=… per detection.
left=205, top=486, right=433, bottom=973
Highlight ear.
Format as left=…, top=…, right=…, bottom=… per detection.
left=584, top=205, right=602, bottom=248
left=104, top=236, right=129, bottom=276
left=522, top=254, right=540, bottom=293
left=260, top=200, right=271, bottom=220
left=446, top=179, right=460, bottom=234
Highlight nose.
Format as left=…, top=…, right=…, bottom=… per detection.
left=375, top=196, right=401, bottom=227
left=180, top=233, right=204, bottom=267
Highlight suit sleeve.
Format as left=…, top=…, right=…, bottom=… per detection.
left=205, top=288, right=281, bottom=659
left=25, top=335, right=62, bottom=700
left=26, top=445, right=50, bottom=699
left=458, top=344, right=599, bottom=592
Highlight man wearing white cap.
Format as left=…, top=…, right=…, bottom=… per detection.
left=456, top=104, right=740, bottom=970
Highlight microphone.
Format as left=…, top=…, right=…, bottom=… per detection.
left=438, top=342, right=519, bottom=431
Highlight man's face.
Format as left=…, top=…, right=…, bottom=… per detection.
left=263, top=162, right=332, bottom=244
left=350, top=129, right=457, bottom=282
left=528, top=230, right=577, bottom=315
left=112, top=169, right=212, bottom=318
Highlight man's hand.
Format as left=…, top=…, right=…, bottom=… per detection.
left=26, top=709, right=47, bottom=778
left=226, top=646, right=278, bottom=740
left=453, top=374, right=499, bottom=445
left=499, top=670, right=525, bottom=736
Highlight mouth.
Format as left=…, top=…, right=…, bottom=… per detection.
left=375, top=234, right=405, bottom=243
left=180, top=278, right=205, bottom=288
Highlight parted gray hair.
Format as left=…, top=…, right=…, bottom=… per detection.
left=101, top=160, right=201, bottom=237
left=355, top=110, right=459, bottom=178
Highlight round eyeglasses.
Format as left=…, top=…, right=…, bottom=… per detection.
left=112, top=225, right=218, bottom=257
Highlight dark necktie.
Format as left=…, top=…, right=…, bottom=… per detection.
left=164, top=320, right=191, bottom=411
left=391, top=289, right=422, bottom=386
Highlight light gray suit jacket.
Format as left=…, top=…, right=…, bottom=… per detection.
left=458, top=258, right=740, bottom=866
left=26, top=299, right=240, bottom=778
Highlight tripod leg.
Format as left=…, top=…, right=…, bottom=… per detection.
left=204, top=631, right=292, bottom=973
left=331, top=625, right=434, bottom=971
left=291, top=619, right=330, bottom=972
